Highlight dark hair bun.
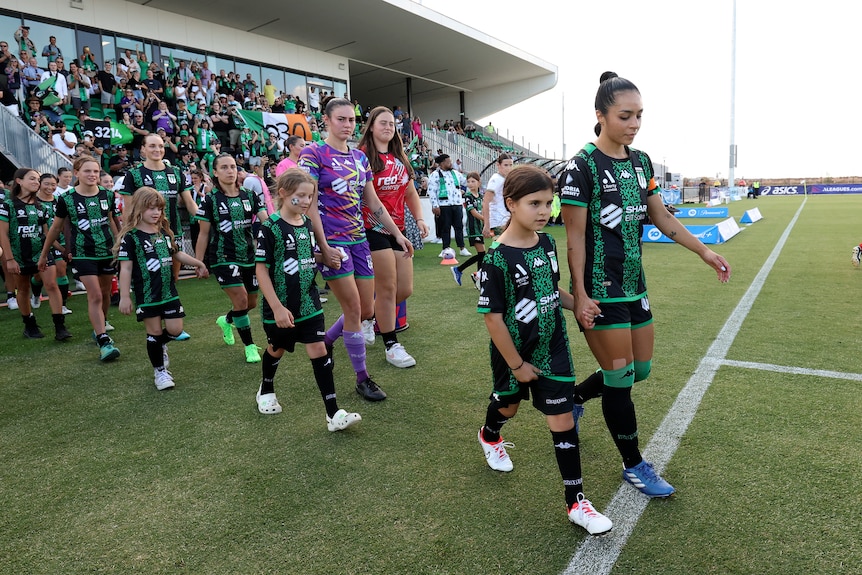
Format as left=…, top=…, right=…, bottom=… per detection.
left=599, top=71, right=618, bottom=84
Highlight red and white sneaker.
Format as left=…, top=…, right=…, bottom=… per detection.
left=568, top=493, right=612, bottom=535
left=478, top=428, right=514, bottom=472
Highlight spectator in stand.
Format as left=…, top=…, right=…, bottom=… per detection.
left=3, top=57, right=21, bottom=116
left=66, top=61, right=90, bottom=111
left=151, top=100, right=176, bottom=136
left=14, top=26, right=36, bottom=60
left=176, top=60, right=193, bottom=85
left=51, top=121, right=77, bottom=158
left=308, top=85, right=319, bottom=113
left=483, top=153, right=514, bottom=238
left=264, top=132, right=282, bottom=163
left=209, top=99, right=231, bottom=148
left=142, top=67, right=163, bottom=98
left=411, top=116, right=423, bottom=144
left=128, top=110, right=149, bottom=159
left=485, top=121, right=496, bottom=134
left=428, top=154, right=470, bottom=257
left=275, top=135, right=306, bottom=176
left=96, top=61, right=117, bottom=110
left=21, top=56, right=42, bottom=97
left=41, top=36, right=62, bottom=64
left=79, top=46, right=98, bottom=77
left=263, top=78, right=276, bottom=106
left=108, top=146, right=131, bottom=178
left=0, top=41, right=14, bottom=72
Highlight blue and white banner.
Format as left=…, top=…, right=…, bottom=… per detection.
left=811, top=184, right=862, bottom=194
left=675, top=207, right=729, bottom=218
left=643, top=224, right=721, bottom=244
left=660, top=188, right=681, bottom=205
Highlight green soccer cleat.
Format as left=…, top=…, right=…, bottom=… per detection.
left=244, top=344, right=261, bottom=363
left=216, top=315, right=235, bottom=345
left=99, top=342, right=121, bottom=362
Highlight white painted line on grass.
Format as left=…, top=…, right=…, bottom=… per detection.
left=720, top=359, right=862, bottom=382
left=562, top=198, right=809, bottom=575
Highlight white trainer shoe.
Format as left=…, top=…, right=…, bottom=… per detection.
left=361, top=319, right=376, bottom=345
left=104, top=321, right=115, bottom=332
left=30, top=294, right=42, bottom=309
left=478, top=428, right=514, bottom=472
left=154, top=368, right=175, bottom=391
left=61, top=306, right=73, bottom=315
left=459, top=247, right=472, bottom=256
left=385, top=343, right=416, bottom=368
left=326, top=408, right=362, bottom=432
left=7, top=296, right=18, bottom=310
left=568, top=493, right=613, bottom=535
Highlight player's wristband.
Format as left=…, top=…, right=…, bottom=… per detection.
left=510, top=360, right=525, bottom=371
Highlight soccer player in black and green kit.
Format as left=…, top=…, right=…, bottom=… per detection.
left=0, top=168, right=71, bottom=340
left=115, top=187, right=208, bottom=390
left=475, top=165, right=612, bottom=536
left=254, top=168, right=361, bottom=431
left=121, top=134, right=199, bottom=281
left=559, top=72, right=732, bottom=499
left=195, top=153, right=269, bottom=363
left=40, top=156, right=120, bottom=360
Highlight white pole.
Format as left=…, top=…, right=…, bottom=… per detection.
left=728, top=0, right=737, bottom=194
left=562, top=91, right=566, bottom=159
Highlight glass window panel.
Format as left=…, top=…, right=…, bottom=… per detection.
left=333, top=81, right=348, bottom=101
left=0, top=14, right=23, bottom=62
left=284, top=71, right=306, bottom=101
left=261, top=66, right=285, bottom=97
left=75, top=29, right=103, bottom=72
left=208, top=55, right=234, bottom=78
left=234, top=61, right=260, bottom=98
left=21, top=19, right=76, bottom=68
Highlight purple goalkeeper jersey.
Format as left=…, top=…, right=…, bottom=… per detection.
left=298, top=142, right=371, bottom=244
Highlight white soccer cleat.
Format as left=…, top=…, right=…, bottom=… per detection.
left=568, top=493, right=613, bottom=535
left=478, top=428, right=514, bottom=472
left=361, top=319, right=376, bottom=345
left=154, top=368, right=175, bottom=391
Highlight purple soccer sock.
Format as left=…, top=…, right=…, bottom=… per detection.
left=343, top=330, right=369, bottom=383
left=325, top=314, right=345, bottom=347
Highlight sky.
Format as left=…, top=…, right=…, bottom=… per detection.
left=419, top=0, right=858, bottom=181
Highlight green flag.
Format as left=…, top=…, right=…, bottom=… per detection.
left=405, top=135, right=418, bottom=154
left=33, top=75, right=60, bottom=107
left=167, top=53, right=177, bottom=80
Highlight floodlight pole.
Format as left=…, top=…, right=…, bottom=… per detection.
left=728, top=0, right=737, bottom=194
left=562, top=91, right=566, bottom=160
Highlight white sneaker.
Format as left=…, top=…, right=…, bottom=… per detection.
left=154, top=368, right=175, bottom=391
left=853, top=245, right=861, bottom=268
left=74, top=280, right=86, bottom=291
left=319, top=296, right=328, bottom=303
left=62, top=306, right=73, bottom=315
left=430, top=238, right=443, bottom=244
left=30, top=294, right=42, bottom=309
left=256, top=389, right=282, bottom=414
left=326, top=408, right=362, bottom=432
left=6, top=296, right=18, bottom=310
left=361, top=319, right=376, bottom=345
left=459, top=247, right=472, bottom=256
left=478, top=428, right=514, bottom=472
left=438, top=250, right=447, bottom=258
left=104, top=321, right=115, bottom=332
left=568, top=493, right=613, bottom=535
left=471, top=272, right=481, bottom=291
left=385, top=343, right=416, bottom=368
left=162, top=344, right=170, bottom=370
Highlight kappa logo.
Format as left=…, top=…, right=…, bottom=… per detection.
left=515, top=298, right=538, bottom=324
left=600, top=203, right=623, bottom=229
left=554, top=442, right=577, bottom=449
left=620, top=169, right=633, bottom=179
left=532, top=257, right=545, bottom=268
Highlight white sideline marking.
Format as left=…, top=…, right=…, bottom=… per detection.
left=721, top=359, right=862, bottom=382
left=562, top=198, right=809, bottom=575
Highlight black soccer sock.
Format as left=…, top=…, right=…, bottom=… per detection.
left=51, top=313, right=65, bottom=328
left=30, top=277, right=43, bottom=298
left=57, top=276, right=69, bottom=305
left=601, top=385, right=642, bottom=469
left=482, top=403, right=509, bottom=443
left=573, top=370, right=604, bottom=404
left=457, top=254, right=482, bottom=273
left=96, top=333, right=111, bottom=347
left=225, top=309, right=235, bottom=324
left=381, top=330, right=398, bottom=350
left=146, top=333, right=165, bottom=369
left=551, top=427, right=584, bottom=508
left=260, top=349, right=280, bottom=395
left=311, top=354, right=339, bottom=418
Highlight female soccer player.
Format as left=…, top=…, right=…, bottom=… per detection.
left=33, top=173, right=72, bottom=314
left=357, top=106, right=428, bottom=368
left=451, top=171, right=485, bottom=289
left=560, top=72, right=731, bottom=498
left=115, top=187, right=208, bottom=390
left=40, top=156, right=121, bottom=360
left=476, top=165, right=612, bottom=535
left=299, top=98, right=412, bottom=401
left=482, top=153, right=513, bottom=238
left=254, top=168, right=361, bottom=430
left=195, top=153, right=268, bottom=363
left=0, top=168, right=71, bottom=340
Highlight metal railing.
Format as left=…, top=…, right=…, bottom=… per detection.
left=0, top=105, right=73, bottom=175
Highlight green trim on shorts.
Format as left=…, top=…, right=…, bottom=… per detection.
left=71, top=256, right=113, bottom=261
left=138, top=296, right=180, bottom=308
left=354, top=274, right=374, bottom=280
left=632, top=317, right=654, bottom=330
left=544, top=374, right=576, bottom=383
left=596, top=293, right=646, bottom=304
left=325, top=270, right=354, bottom=281
left=477, top=307, right=491, bottom=314
left=592, top=322, right=631, bottom=331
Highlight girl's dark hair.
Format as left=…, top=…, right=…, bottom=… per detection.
left=324, top=97, right=353, bottom=117
left=502, top=165, right=553, bottom=207
left=11, top=168, right=38, bottom=198
left=496, top=153, right=512, bottom=164
left=594, top=71, right=639, bottom=136
left=466, top=171, right=480, bottom=181
left=357, top=106, right=415, bottom=179
left=40, top=173, right=58, bottom=183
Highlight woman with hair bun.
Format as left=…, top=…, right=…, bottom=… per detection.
left=559, top=72, right=732, bottom=499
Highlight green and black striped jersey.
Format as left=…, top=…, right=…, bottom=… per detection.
left=54, top=187, right=118, bottom=260
left=197, top=187, right=262, bottom=267
left=117, top=228, right=178, bottom=307
left=0, top=196, right=49, bottom=265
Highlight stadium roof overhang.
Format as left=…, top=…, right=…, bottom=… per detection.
left=125, top=0, right=557, bottom=119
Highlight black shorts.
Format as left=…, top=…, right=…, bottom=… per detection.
left=491, top=375, right=575, bottom=416
left=580, top=296, right=654, bottom=331
left=211, top=263, right=259, bottom=293
left=366, top=229, right=404, bottom=252
left=467, top=235, right=484, bottom=246
left=73, top=258, right=116, bottom=276
left=136, top=299, right=185, bottom=322
left=263, top=313, right=326, bottom=353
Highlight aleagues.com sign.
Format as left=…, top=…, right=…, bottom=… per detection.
left=760, top=184, right=862, bottom=195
